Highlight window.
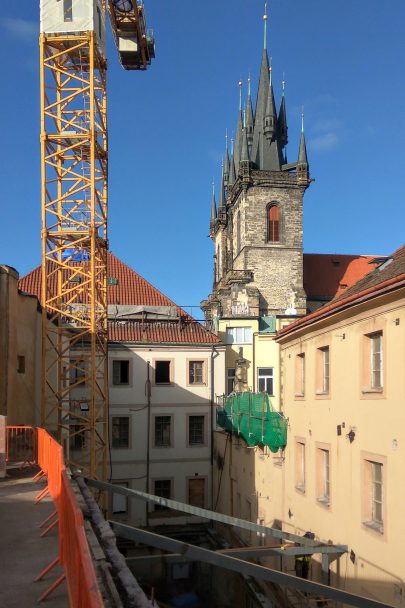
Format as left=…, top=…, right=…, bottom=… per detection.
left=154, top=479, right=171, bottom=510
left=112, top=360, right=130, bottom=385
left=112, top=482, right=128, bottom=515
left=295, top=353, right=305, bottom=396
left=267, top=205, right=280, bottom=242
left=188, top=478, right=205, bottom=508
left=257, top=368, right=274, bottom=395
left=295, top=441, right=305, bottom=492
left=317, top=346, right=330, bottom=394
left=188, top=361, right=205, bottom=385
left=111, top=417, right=129, bottom=449
left=154, top=415, right=171, bottom=447
left=71, top=425, right=86, bottom=450
left=363, top=454, right=385, bottom=534
left=63, top=0, right=73, bottom=22
left=155, top=360, right=171, bottom=384
left=70, top=358, right=86, bottom=386
left=188, top=415, right=205, bottom=446
left=17, top=356, right=25, bottom=374
left=370, top=332, right=383, bottom=389
left=316, top=447, right=330, bottom=506
left=227, top=368, right=236, bottom=394
left=226, top=326, right=252, bottom=345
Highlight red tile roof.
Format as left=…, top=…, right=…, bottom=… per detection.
left=303, top=253, right=383, bottom=300
left=279, top=244, right=405, bottom=339
left=19, top=253, right=221, bottom=345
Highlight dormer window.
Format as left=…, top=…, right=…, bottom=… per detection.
left=267, top=204, right=280, bottom=242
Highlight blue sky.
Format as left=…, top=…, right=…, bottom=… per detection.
left=1, top=1, right=405, bottom=316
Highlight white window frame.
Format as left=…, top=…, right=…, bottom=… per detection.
left=154, top=415, right=172, bottom=448
left=257, top=367, right=274, bottom=395
left=370, top=332, right=383, bottom=389
left=226, top=326, right=252, bottom=345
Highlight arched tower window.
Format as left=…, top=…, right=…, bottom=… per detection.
left=267, top=204, right=280, bottom=243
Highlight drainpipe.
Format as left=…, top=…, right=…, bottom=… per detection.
left=252, top=331, right=259, bottom=392
left=210, top=346, right=219, bottom=511
left=145, top=361, right=151, bottom=526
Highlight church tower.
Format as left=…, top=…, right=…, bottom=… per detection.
left=201, top=6, right=310, bottom=327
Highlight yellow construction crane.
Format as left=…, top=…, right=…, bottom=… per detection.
left=39, top=0, right=154, bottom=480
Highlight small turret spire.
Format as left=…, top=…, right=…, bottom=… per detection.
left=228, top=137, right=236, bottom=188
left=224, top=130, right=230, bottom=184
left=245, top=74, right=254, bottom=148
left=239, top=80, right=243, bottom=112
left=240, top=127, right=250, bottom=163
left=219, top=160, right=226, bottom=210
left=234, top=82, right=244, bottom=170
left=269, top=57, right=272, bottom=86
left=263, top=2, right=268, bottom=50
left=297, top=107, right=309, bottom=172
left=278, top=74, right=288, bottom=149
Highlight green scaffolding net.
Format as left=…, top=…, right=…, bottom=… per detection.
left=217, top=392, right=287, bottom=453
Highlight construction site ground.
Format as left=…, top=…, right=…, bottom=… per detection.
left=0, top=465, right=69, bottom=608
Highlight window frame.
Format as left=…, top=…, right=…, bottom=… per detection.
left=111, top=416, right=130, bottom=450
left=295, top=352, right=305, bottom=398
left=153, top=414, right=172, bottom=448
left=316, top=346, right=330, bottom=397
left=267, top=204, right=280, bottom=243
left=187, top=359, right=207, bottom=387
left=153, top=358, right=174, bottom=385
left=295, top=439, right=306, bottom=493
left=226, top=367, right=236, bottom=395
left=225, top=326, right=253, bottom=345
left=362, top=452, right=385, bottom=535
left=153, top=478, right=172, bottom=511
left=111, top=358, right=131, bottom=387
left=63, top=0, right=73, bottom=22
left=257, top=367, right=274, bottom=395
left=187, top=414, right=207, bottom=447
left=316, top=443, right=331, bottom=507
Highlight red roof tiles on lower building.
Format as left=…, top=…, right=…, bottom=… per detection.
left=18, top=253, right=221, bottom=345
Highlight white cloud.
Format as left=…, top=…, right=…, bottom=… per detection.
left=1, top=18, right=37, bottom=39
left=309, top=132, right=339, bottom=152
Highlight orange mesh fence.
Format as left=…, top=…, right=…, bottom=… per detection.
left=6, top=426, right=36, bottom=465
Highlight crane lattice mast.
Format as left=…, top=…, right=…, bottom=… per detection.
left=40, top=0, right=154, bottom=480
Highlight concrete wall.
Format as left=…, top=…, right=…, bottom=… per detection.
left=0, top=266, right=41, bottom=426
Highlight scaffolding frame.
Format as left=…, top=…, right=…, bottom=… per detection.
left=40, top=23, right=108, bottom=480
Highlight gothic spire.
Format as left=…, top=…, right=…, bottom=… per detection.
left=264, top=60, right=277, bottom=141
left=219, top=161, right=226, bottom=210
left=245, top=75, right=254, bottom=148
left=233, top=80, right=244, bottom=171
left=240, top=127, right=250, bottom=163
left=251, top=6, right=270, bottom=167
left=278, top=76, right=288, bottom=149
left=228, top=137, right=236, bottom=188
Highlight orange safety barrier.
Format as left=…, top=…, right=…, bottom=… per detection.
left=6, top=426, right=104, bottom=607
left=6, top=425, right=36, bottom=466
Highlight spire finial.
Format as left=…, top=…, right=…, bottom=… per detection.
left=238, top=80, right=243, bottom=112
left=231, top=137, right=234, bottom=154
left=248, top=73, right=251, bottom=97
left=301, top=106, right=305, bottom=133
left=212, top=177, right=215, bottom=196
left=243, top=106, right=246, bottom=128
left=269, top=57, right=272, bottom=87
left=282, top=72, right=285, bottom=96
left=225, top=129, right=228, bottom=150
left=263, top=2, right=268, bottom=50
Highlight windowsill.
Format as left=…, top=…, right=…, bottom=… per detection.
left=188, top=443, right=206, bottom=448
left=153, top=445, right=172, bottom=449
left=155, top=382, right=172, bottom=386
left=317, top=496, right=330, bottom=508
left=188, top=383, right=207, bottom=387
left=363, top=520, right=384, bottom=535
left=294, top=393, right=305, bottom=399
left=295, top=485, right=305, bottom=494
left=315, top=391, right=330, bottom=399
left=112, top=384, right=130, bottom=387
left=361, top=388, right=383, bottom=394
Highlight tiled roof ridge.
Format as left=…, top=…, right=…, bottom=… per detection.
left=303, top=252, right=383, bottom=259
left=108, top=252, right=188, bottom=314
left=278, top=270, right=405, bottom=338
